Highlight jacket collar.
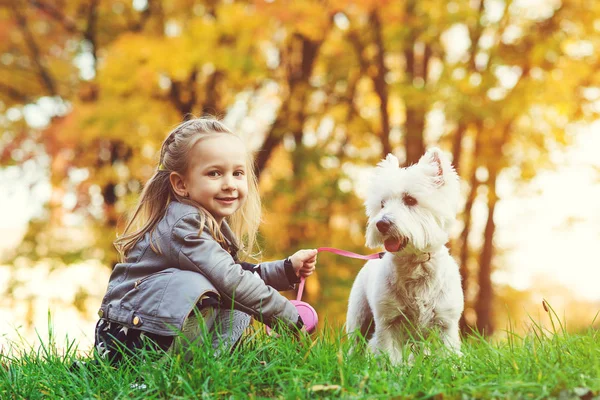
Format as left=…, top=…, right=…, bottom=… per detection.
left=170, top=201, right=241, bottom=255
left=220, top=220, right=240, bottom=255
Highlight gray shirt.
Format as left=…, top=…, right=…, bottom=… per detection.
left=97, top=201, right=300, bottom=336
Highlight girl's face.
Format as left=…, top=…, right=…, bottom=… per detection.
left=182, top=134, right=249, bottom=224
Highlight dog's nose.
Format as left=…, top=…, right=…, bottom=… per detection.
left=376, top=219, right=391, bottom=234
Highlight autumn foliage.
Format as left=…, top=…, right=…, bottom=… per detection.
left=1, top=0, right=599, bottom=334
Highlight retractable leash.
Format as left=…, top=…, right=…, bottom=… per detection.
left=289, top=276, right=318, bottom=333
left=268, top=247, right=384, bottom=335
left=266, top=276, right=319, bottom=335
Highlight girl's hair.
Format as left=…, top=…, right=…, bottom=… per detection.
left=114, top=117, right=261, bottom=261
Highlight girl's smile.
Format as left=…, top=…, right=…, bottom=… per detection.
left=177, top=134, right=249, bottom=224
left=215, top=197, right=238, bottom=204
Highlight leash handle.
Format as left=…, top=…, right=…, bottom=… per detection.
left=317, top=247, right=384, bottom=260
left=296, top=276, right=305, bottom=301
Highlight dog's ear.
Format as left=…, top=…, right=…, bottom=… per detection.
left=378, top=153, right=400, bottom=169
left=418, top=147, right=454, bottom=186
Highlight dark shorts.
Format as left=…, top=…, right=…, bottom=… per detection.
left=93, top=298, right=257, bottom=365
left=94, top=318, right=174, bottom=364
left=94, top=295, right=220, bottom=365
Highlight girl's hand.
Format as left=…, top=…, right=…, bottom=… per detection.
left=289, top=249, right=317, bottom=278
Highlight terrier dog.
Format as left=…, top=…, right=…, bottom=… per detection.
left=346, top=148, right=463, bottom=364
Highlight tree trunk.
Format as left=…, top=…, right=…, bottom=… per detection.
left=474, top=121, right=512, bottom=335
left=402, top=1, right=429, bottom=166
left=457, top=123, right=483, bottom=333
left=404, top=108, right=426, bottom=165
left=451, top=122, right=467, bottom=171
left=256, top=34, right=323, bottom=179
left=369, top=10, right=392, bottom=158
left=474, top=163, right=498, bottom=335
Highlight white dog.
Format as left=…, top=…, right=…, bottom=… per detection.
left=346, top=148, right=464, bottom=364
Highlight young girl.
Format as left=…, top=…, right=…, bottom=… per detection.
left=94, top=118, right=317, bottom=364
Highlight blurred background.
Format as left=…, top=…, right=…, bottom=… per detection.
left=1, top=0, right=599, bottom=352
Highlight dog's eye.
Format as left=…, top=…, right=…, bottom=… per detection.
left=381, top=200, right=386, bottom=208
left=403, top=194, right=417, bottom=206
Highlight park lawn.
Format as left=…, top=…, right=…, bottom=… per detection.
left=1, top=315, right=599, bottom=399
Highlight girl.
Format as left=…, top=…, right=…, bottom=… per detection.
left=95, top=118, right=317, bottom=364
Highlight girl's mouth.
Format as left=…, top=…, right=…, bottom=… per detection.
left=216, top=197, right=238, bottom=204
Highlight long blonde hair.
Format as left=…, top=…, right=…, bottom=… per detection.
left=114, top=118, right=262, bottom=261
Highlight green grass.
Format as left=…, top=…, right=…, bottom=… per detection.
left=1, top=313, right=599, bottom=399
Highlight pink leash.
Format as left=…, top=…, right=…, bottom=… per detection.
left=317, top=247, right=385, bottom=260
left=296, top=248, right=382, bottom=301
left=290, top=276, right=318, bottom=333
left=296, top=276, right=307, bottom=301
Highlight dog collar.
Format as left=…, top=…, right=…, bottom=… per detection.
left=393, top=252, right=431, bottom=264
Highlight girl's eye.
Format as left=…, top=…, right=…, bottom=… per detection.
left=234, top=170, right=245, bottom=177
left=207, top=170, right=220, bottom=177
left=403, top=194, right=417, bottom=206
left=381, top=200, right=386, bottom=208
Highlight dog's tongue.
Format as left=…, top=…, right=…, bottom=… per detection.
left=384, top=237, right=402, bottom=252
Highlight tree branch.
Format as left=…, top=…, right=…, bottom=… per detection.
left=12, top=1, right=58, bottom=96
left=83, top=0, right=100, bottom=66
left=0, top=82, right=33, bottom=103
left=28, top=0, right=79, bottom=33
left=256, top=34, right=323, bottom=178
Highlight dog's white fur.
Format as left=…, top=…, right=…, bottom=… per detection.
left=346, top=148, right=464, bottom=364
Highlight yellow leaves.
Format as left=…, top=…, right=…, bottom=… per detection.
left=70, top=96, right=177, bottom=142
left=99, top=33, right=177, bottom=93
left=4, top=0, right=599, bottom=330
left=256, top=0, right=331, bottom=41
left=327, top=0, right=385, bottom=15
left=95, top=2, right=272, bottom=107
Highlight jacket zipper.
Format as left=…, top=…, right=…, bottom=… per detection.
left=133, top=270, right=171, bottom=289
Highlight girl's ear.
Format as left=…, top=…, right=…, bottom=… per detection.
left=169, top=172, right=188, bottom=197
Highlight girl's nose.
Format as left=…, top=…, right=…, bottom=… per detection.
left=222, top=175, right=235, bottom=190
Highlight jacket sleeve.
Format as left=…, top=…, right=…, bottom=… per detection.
left=257, top=259, right=300, bottom=290
left=172, top=213, right=300, bottom=328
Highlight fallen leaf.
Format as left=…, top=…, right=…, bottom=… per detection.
left=310, top=384, right=341, bottom=392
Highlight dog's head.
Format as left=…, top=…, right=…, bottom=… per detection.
left=364, top=147, right=460, bottom=254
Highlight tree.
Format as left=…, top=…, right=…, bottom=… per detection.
left=1, top=0, right=599, bottom=332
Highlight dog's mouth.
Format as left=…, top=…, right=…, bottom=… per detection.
left=383, top=236, right=408, bottom=253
